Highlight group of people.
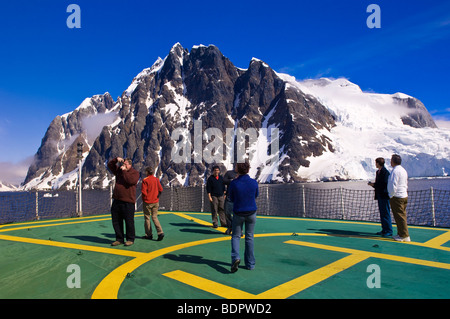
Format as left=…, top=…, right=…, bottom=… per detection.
left=206, top=163, right=259, bottom=272
left=107, top=157, right=164, bottom=247
left=106, top=152, right=411, bottom=275
left=368, top=154, right=410, bottom=242
left=107, top=157, right=259, bottom=273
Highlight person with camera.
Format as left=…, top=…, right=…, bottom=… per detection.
left=107, top=157, right=140, bottom=246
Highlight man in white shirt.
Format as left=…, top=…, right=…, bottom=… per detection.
left=387, top=154, right=410, bottom=242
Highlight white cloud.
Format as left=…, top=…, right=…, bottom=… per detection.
left=0, top=156, right=34, bottom=186
left=434, top=118, right=450, bottom=130
left=81, top=111, right=119, bottom=143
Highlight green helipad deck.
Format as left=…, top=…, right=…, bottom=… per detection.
left=0, top=212, right=449, bottom=299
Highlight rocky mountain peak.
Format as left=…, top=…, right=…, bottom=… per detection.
left=21, top=43, right=445, bottom=190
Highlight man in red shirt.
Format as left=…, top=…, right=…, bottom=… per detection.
left=107, top=157, right=140, bottom=246
left=141, top=167, right=164, bottom=241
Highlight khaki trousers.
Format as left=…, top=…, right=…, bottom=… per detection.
left=389, top=197, right=409, bottom=237
left=143, top=202, right=163, bottom=236
left=210, top=195, right=226, bottom=227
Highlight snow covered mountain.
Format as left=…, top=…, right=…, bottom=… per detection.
left=22, top=43, right=450, bottom=190
left=0, top=181, right=19, bottom=192
left=281, top=76, right=450, bottom=181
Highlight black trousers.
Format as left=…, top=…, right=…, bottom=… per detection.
left=111, top=199, right=135, bottom=242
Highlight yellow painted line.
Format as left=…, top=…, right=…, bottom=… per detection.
left=172, top=212, right=228, bottom=233
left=2, top=210, right=447, bottom=299
left=0, top=214, right=111, bottom=229
left=91, top=235, right=232, bottom=299
left=0, top=234, right=145, bottom=258
left=404, top=240, right=450, bottom=252
left=173, top=211, right=444, bottom=231
left=423, top=230, right=450, bottom=248
left=92, top=228, right=450, bottom=299
left=163, top=270, right=256, bottom=299
left=162, top=238, right=450, bottom=299
left=259, top=216, right=446, bottom=231
left=0, top=217, right=112, bottom=233
left=0, top=212, right=151, bottom=233
left=175, top=212, right=450, bottom=251
left=164, top=253, right=369, bottom=299
left=258, top=253, right=368, bottom=299
left=91, top=232, right=327, bottom=299
left=285, top=240, right=450, bottom=270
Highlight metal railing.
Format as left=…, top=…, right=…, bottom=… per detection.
left=1, top=185, right=449, bottom=227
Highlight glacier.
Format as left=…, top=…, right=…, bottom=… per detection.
left=278, top=74, right=450, bottom=181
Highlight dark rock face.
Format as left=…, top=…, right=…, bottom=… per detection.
left=79, top=43, right=336, bottom=188
left=24, top=93, right=114, bottom=188
left=22, top=43, right=437, bottom=190
left=396, top=96, right=438, bottom=128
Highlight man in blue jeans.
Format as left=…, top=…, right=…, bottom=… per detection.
left=228, top=162, right=259, bottom=273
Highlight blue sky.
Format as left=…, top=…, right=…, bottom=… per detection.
left=0, top=0, right=450, bottom=181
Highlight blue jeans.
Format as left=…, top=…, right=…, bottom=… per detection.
left=224, top=198, right=234, bottom=232
left=378, top=198, right=393, bottom=235
left=231, top=212, right=256, bottom=269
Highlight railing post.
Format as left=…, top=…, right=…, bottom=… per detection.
left=109, top=184, right=113, bottom=207
left=170, top=185, right=174, bottom=211
left=340, top=186, right=345, bottom=219
left=430, top=187, right=436, bottom=227
left=75, top=187, right=79, bottom=216
left=302, top=184, right=306, bottom=218
left=35, top=191, right=40, bottom=221
left=201, top=184, right=204, bottom=212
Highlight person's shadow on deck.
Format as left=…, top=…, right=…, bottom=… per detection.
left=163, top=254, right=231, bottom=274
left=64, top=233, right=115, bottom=245
left=308, top=228, right=379, bottom=238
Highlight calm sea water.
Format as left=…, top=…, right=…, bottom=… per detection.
left=2, top=177, right=450, bottom=195
left=303, top=177, right=450, bottom=191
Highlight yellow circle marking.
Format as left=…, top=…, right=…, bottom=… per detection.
left=91, top=232, right=309, bottom=299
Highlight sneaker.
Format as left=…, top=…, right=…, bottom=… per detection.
left=231, top=259, right=240, bottom=273
left=393, top=235, right=411, bottom=242
left=143, top=235, right=153, bottom=240
left=124, top=241, right=134, bottom=246
left=157, top=233, right=165, bottom=241
left=111, top=241, right=123, bottom=246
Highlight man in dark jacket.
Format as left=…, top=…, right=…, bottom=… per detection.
left=368, top=157, right=392, bottom=237
left=206, top=165, right=226, bottom=228
left=107, top=157, right=140, bottom=246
